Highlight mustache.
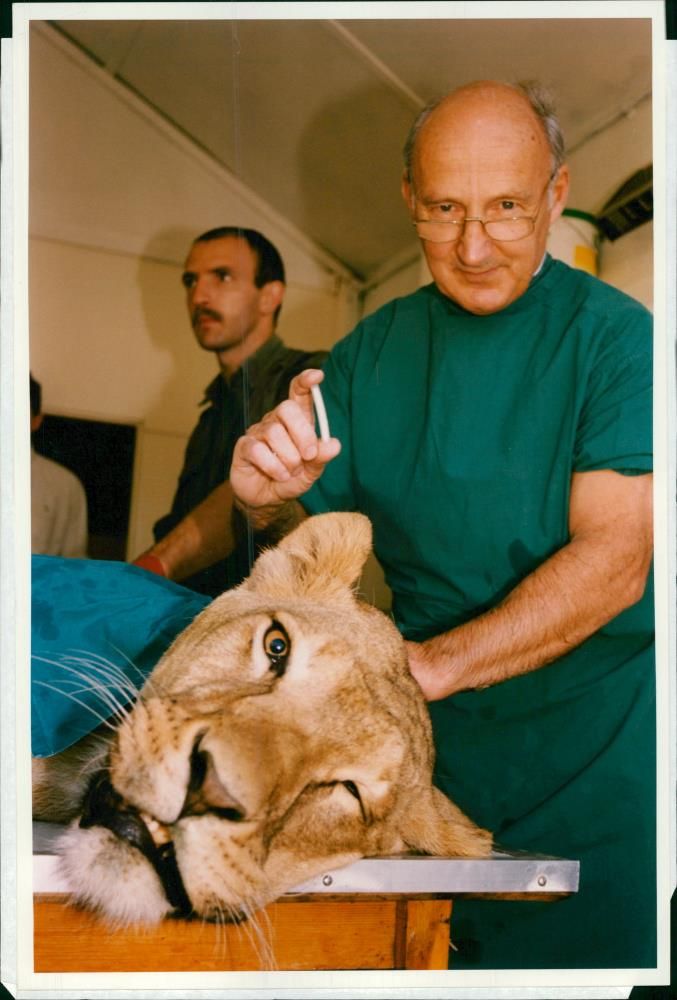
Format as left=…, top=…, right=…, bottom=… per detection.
left=192, top=306, right=223, bottom=325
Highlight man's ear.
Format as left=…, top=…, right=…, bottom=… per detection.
left=259, top=280, right=285, bottom=318
left=547, top=164, right=571, bottom=228
left=31, top=413, right=44, bottom=434
left=401, top=171, right=416, bottom=218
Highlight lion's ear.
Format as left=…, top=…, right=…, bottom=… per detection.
left=244, top=512, right=373, bottom=601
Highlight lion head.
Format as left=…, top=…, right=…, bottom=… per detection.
left=33, top=512, right=491, bottom=926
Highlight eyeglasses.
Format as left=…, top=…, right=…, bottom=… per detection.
left=412, top=173, right=556, bottom=244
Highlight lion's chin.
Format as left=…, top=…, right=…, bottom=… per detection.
left=57, top=823, right=174, bottom=927
left=59, top=820, right=276, bottom=927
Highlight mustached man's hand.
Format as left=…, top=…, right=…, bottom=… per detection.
left=230, top=369, right=341, bottom=517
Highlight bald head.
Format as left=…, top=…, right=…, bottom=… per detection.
left=403, top=80, right=565, bottom=185
left=400, top=78, right=570, bottom=315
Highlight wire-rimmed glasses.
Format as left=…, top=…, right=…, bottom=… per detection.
left=412, top=173, right=556, bottom=244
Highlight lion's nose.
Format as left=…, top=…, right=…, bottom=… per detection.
left=181, top=743, right=246, bottom=822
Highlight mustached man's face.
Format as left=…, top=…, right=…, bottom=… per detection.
left=402, top=84, right=569, bottom=316
left=182, top=237, right=267, bottom=353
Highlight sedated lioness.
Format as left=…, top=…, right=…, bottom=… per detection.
left=33, top=512, right=492, bottom=927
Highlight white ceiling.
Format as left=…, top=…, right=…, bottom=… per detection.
left=51, top=16, right=653, bottom=282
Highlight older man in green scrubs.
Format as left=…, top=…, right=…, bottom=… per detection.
left=230, top=81, right=655, bottom=969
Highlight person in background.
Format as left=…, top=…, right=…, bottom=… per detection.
left=30, top=374, right=88, bottom=558
left=131, top=226, right=327, bottom=597
left=228, top=81, right=655, bottom=970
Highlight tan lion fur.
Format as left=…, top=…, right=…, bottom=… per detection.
left=33, top=512, right=492, bottom=926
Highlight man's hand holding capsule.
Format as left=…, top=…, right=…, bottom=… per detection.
left=230, top=369, right=340, bottom=528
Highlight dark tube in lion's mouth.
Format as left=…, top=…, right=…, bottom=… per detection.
left=79, top=771, right=194, bottom=918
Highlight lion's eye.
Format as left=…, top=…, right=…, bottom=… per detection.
left=341, top=781, right=368, bottom=822
left=263, top=622, right=290, bottom=676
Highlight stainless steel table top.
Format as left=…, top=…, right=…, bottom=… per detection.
left=33, top=821, right=579, bottom=897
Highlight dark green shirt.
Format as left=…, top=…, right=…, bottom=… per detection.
left=304, top=256, right=655, bottom=969
left=154, top=335, right=326, bottom=597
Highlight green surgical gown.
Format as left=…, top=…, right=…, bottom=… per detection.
left=32, top=556, right=210, bottom=757
left=303, top=255, right=656, bottom=970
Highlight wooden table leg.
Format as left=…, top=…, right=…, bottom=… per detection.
left=394, top=899, right=453, bottom=969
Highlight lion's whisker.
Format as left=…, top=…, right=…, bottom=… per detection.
left=104, top=642, right=163, bottom=699
left=214, top=902, right=229, bottom=960
left=32, top=677, right=124, bottom=733
left=60, top=650, right=143, bottom=702
left=69, top=645, right=146, bottom=679
left=235, top=895, right=276, bottom=970
left=79, top=745, right=109, bottom=777
left=32, top=655, right=135, bottom=725
left=44, top=677, right=130, bottom=723
left=251, top=898, right=277, bottom=971
left=39, top=677, right=128, bottom=728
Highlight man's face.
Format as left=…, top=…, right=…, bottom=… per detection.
left=182, top=237, right=267, bottom=353
left=402, top=88, right=569, bottom=315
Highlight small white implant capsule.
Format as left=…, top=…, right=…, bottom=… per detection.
left=310, top=383, right=330, bottom=442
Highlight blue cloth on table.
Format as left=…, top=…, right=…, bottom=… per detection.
left=31, top=555, right=211, bottom=757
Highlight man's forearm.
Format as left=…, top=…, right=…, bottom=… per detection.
left=406, top=526, right=651, bottom=700
left=406, top=469, right=653, bottom=701
left=138, top=480, right=236, bottom=581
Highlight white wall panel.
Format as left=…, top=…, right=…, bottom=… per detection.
left=566, top=99, right=652, bottom=214
left=362, top=254, right=425, bottom=319
left=29, top=239, right=214, bottom=434
left=566, top=96, right=653, bottom=309
left=127, top=428, right=189, bottom=560
left=598, top=223, right=653, bottom=311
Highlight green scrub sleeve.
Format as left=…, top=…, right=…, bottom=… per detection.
left=573, top=303, right=652, bottom=474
